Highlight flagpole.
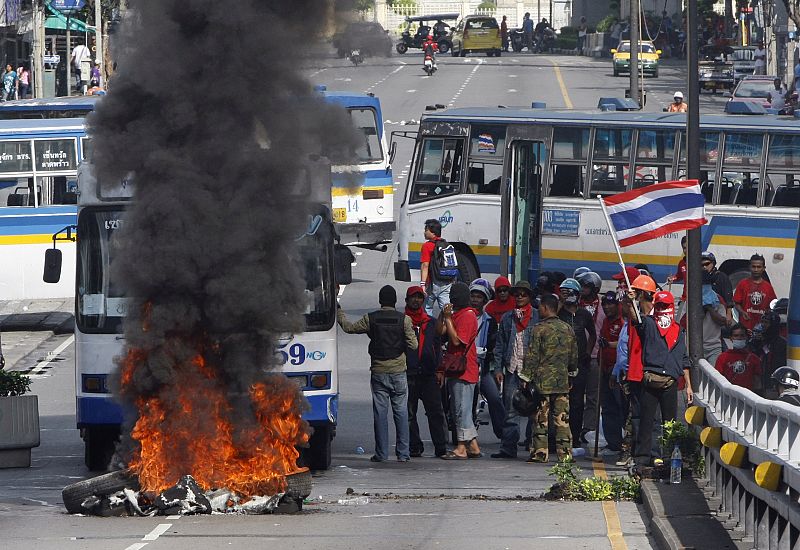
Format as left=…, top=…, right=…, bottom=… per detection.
left=599, top=197, right=641, bottom=323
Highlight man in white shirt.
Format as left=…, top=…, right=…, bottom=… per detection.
left=753, top=41, right=766, bottom=75
left=768, top=78, right=788, bottom=112
left=70, top=42, right=91, bottom=92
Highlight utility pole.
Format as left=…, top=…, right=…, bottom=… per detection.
left=629, top=0, right=640, bottom=105
left=94, top=0, right=102, bottom=86
left=66, top=14, right=71, bottom=96
left=32, top=0, right=44, bottom=98
left=686, top=0, right=703, bottom=369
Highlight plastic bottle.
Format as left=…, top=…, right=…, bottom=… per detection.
left=670, top=445, right=682, bottom=484
left=337, top=496, right=369, bottom=505
left=354, top=446, right=365, bottom=455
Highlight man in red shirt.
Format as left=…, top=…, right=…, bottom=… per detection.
left=715, top=323, right=763, bottom=393
left=666, top=235, right=687, bottom=299
left=733, top=254, right=777, bottom=332
left=598, top=291, right=625, bottom=453
left=420, top=218, right=454, bottom=315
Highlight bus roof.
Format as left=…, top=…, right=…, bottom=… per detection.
left=420, top=107, right=800, bottom=132
left=321, top=91, right=381, bottom=110
left=0, top=95, right=100, bottom=113
left=0, top=117, right=85, bottom=135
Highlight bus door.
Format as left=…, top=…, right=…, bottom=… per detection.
left=501, top=134, right=548, bottom=282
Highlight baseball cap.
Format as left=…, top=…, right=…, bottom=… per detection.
left=612, top=266, right=642, bottom=282
left=406, top=285, right=425, bottom=298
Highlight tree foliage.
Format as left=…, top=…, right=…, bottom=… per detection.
left=782, top=0, right=800, bottom=29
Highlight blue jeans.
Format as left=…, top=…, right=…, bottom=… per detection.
left=447, top=378, right=478, bottom=442
left=499, top=370, right=524, bottom=456
left=600, top=370, right=624, bottom=451
left=480, top=371, right=505, bottom=439
left=424, top=282, right=451, bottom=316
left=371, top=373, right=410, bottom=460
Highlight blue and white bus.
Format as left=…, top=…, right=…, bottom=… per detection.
left=0, top=96, right=100, bottom=120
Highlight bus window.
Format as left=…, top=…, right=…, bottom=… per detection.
left=719, top=133, right=763, bottom=205
left=469, top=125, right=506, bottom=158
left=411, top=137, right=464, bottom=202
left=590, top=128, right=631, bottom=195
left=765, top=135, right=800, bottom=207
left=466, top=161, right=502, bottom=194
left=553, top=127, right=589, bottom=159
left=636, top=130, right=676, bottom=161
left=679, top=131, right=720, bottom=164
left=550, top=164, right=586, bottom=197
left=590, top=164, right=626, bottom=195
left=630, top=165, right=667, bottom=188
left=768, top=134, right=800, bottom=169
left=724, top=133, right=763, bottom=168
left=349, top=108, right=384, bottom=163
left=766, top=173, right=800, bottom=207
left=550, top=127, right=588, bottom=197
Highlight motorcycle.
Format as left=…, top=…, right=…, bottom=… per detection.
left=349, top=49, right=363, bottom=66
left=423, top=52, right=436, bottom=76
left=533, top=28, right=556, bottom=53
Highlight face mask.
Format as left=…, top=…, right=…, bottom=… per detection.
left=780, top=314, right=788, bottom=324
left=731, top=339, right=747, bottom=350
left=565, top=295, right=579, bottom=305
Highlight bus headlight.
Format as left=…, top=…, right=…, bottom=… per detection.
left=82, top=374, right=109, bottom=393
left=288, top=374, right=308, bottom=389
left=310, top=373, right=330, bottom=389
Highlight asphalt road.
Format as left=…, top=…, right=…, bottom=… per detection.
left=0, top=49, right=731, bottom=549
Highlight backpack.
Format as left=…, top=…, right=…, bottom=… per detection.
left=429, top=239, right=460, bottom=284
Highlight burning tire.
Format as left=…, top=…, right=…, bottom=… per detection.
left=62, top=469, right=140, bottom=514
left=285, top=469, right=312, bottom=500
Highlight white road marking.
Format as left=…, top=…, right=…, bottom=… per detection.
left=334, top=77, right=352, bottom=82
left=365, top=66, right=404, bottom=93
left=308, top=68, right=328, bottom=78
left=124, top=544, right=148, bottom=550
left=508, top=74, right=518, bottom=77
left=166, top=515, right=182, bottom=520
left=26, top=335, right=75, bottom=378
left=508, top=89, right=518, bottom=92
left=406, top=89, right=416, bottom=93
left=21, top=497, right=55, bottom=507
left=338, top=285, right=347, bottom=297
left=143, top=523, right=172, bottom=541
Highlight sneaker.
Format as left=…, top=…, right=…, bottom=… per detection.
left=397, top=456, right=410, bottom=462
left=410, top=450, right=423, bottom=458
left=653, top=458, right=664, bottom=467
left=369, top=455, right=385, bottom=463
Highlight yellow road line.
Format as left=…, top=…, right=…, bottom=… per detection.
left=592, top=461, right=629, bottom=550
left=549, top=60, right=574, bottom=109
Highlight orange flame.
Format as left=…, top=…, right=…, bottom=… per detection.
left=123, top=346, right=309, bottom=497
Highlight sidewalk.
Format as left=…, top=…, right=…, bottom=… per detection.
left=641, top=477, right=751, bottom=550
left=0, top=298, right=74, bottom=333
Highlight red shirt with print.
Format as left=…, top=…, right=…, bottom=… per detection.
left=674, top=257, right=687, bottom=299
left=733, top=278, right=777, bottom=331
left=420, top=237, right=441, bottom=285
left=715, top=349, right=763, bottom=391
left=600, top=315, right=625, bottom=372
left=444, top=308, right=479, bottom=384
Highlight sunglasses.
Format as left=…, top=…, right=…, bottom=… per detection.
left=702, top=262, right=712, bottom=267
left=497, top=287, right=510, bottom=293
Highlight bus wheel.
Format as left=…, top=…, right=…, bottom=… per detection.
left=62, top=469, right=139, bottom=514
left=308, top=425, right=333, bottom=470
left=457, top=251, right=480, bottom=283
left=84, top=426, right=119, bottom=472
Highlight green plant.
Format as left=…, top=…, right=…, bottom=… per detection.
left=660, top=419, right=704, bottom=476
left=596, top=14, right=617, bottom=33
left=578, top=476, right=614, bottom=501
left=0, top=370, right=32, bottom=397
left=610, top=475, right=641, bottom=501
left=548, top=457, right=580, bottom=484
left=477, top=0, right=496, bottom=9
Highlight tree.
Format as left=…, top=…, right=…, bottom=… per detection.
left=781, top=0, right=800, bottom=29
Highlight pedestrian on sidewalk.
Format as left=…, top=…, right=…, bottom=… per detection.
left=520, top=293, right=578, bottom=462
left=490, top=280, right=538, bottom=459
left=337, top=285, right=418, bottom=463
left=404, top=286, right=448, bottom=458
left=436, top=282, right=481, bottom=460
left=1, top=65, right=16, bottom=101
left=577, top=17, right=588, bottom=54
left=501, top=15, right=509, bottom=52
left=470, top=279, right=504, bottom=439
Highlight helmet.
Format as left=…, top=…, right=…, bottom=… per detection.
left=674, top=91, right=684, bottom=99
left=631, top=275, right=657, bottom=293
left=601, top=291, right=618, bottom=304
left=577, top=271, right=602, bottom=292
left=772, top=298, right=789, bottom=315
left=701, top=251, right=716, bottom=264
left=654, top=291, right=675, bottom=305
left=573, top=266, right=591, bottom=278
left=771, top=366, right=800, bottom=388
left=471, top=278, right=494, bottom=298
left=469, top=282, right=492, bottom=301
left=511, top=385, right=540, bottom=416
left=560, top=278, right=582, bottom=293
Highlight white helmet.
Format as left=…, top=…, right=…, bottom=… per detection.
left=674, top=91, right=684, bottom=100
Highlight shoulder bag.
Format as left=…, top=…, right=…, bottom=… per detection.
left=441, top=333, right=477, bottom=378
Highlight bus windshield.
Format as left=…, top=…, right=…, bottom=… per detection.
left=349, top=108, right=384, bottom=164
left=297, top=212, right=336, bottom=331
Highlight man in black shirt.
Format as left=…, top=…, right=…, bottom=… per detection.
left=702, top=251, right=733, bottom=324
left=557, top=278, right=597, bottom=446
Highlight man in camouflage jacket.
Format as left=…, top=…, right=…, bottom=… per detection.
left=520, top=293, right=578, bottom=462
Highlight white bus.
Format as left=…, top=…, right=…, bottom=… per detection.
left=394, top=107, right=800, bottom=297
left=44, top=164, right=351, bottom=472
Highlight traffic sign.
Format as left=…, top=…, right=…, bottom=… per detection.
left=50, top=0, right=86, bottom=14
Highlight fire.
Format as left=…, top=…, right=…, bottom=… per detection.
left=122, top=345, right=309, bottom=497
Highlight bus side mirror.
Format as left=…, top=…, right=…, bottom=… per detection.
left=389, top=141, right=398, bottom=166
left=43, top=248, right=63, bottom=283
left=334, top=244, right=354, bottom=285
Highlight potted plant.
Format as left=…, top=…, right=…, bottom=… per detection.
left=0, top=370, right=40, bottom=468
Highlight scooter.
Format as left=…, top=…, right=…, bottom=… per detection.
left=423, top=52, right=436, bottom=76
left=349, top=49, right=363, bottom=66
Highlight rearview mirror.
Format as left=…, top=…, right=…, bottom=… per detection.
left=656, top=49, right=662, bottom=55
left=389, top=141, right=398, bottom=165
left=334, top=244, right=354, bottom=285
left=610, top=49, right=617, bottom=54
left=43, top=248, right=63, bottom=283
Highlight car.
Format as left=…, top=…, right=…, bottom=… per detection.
left=450, top=15, right=502, bottom=57
left=731, top=46, right=756, bottom=84
left=395, top=13, right=458, bottom=55
left=699, top=45, right=734, bottom=93
left=728, top=75, right=778, bottom=109
left=611, top=40, right=661, bottom=77
left=332, top=21, right=393, bottom=58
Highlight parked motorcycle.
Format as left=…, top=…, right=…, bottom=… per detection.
left=423, top=52, right=436, bottom=76
left=533, top=28, right=556, bottom=53
left=349, top=49, right=363, bottom=66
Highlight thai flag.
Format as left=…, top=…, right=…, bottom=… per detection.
left=602, top=180, right=707, bottom=247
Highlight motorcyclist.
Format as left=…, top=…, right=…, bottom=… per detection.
left=433, top=20, right=449, bottom=40
left=534, top=18, right=553, bottom=51
left=771, top=367, right=800, bottom=406
left=422, top=34, right=438, bottom=69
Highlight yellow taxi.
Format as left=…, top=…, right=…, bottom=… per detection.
left=450, top=15, right=502, bottom=57
left=611, top=40, right=661, bottom=77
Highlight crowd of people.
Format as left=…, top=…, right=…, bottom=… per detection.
left=336, top=219, right=797, bottom=468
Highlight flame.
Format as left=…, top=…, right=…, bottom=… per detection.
left=123, top=345, right=309, bottom=497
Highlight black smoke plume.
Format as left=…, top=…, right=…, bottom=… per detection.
left=88, top=0, right=360, bottom=481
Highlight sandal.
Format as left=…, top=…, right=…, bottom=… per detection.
left=467, top=452, right=482, bottom=458
left=440, top=451, right=468, bottom=460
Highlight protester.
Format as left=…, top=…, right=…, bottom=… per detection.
left=522, top=12, right=533, bottom=51
left=520, top=293, right=578, bottom=462
left=715, top=323, right=763, bottom=393
left=436, top=282, right=481, bottom=460
left=485, top=276, right=515, bottom=323
left=490, top=280, right=538, bottom=459
left=577, top=271, right=604, bottom=438
left=772, top=367, right=800, bottom=405
left=772, top=298, right=789, bottom=338
left=769, top=78, right=788, bottom=111
left=420, top=218, right=456, bottom=315
left=598, top=291, right=625, bottom=456
left=557, top=277, right=596, bottom=446
left=470, top=280, right=504, bottom=439
left=701, top=271, right=728, bottom=366
left=626, top=289, right=692, bottom=469
left=612, top=266, right=642, bottom=301
left=404, top=286, right=448, bottom=458
left=751, top=311, right=787, bottom=396
left=666, top=235, right=687, bottom=290
left=734, top=253, right=776, bottom=333
left=702, top=251, right=733, bottom=324
left=337, top=285, right=417, bottom=462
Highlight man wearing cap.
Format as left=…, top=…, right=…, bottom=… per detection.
left=667, top=91, right=688, bottom=112
left=470, top=280, right=504, bottom=439
left=490, top=280, right=539, bottom=459
left=486, top=276, right=515, bottom=324
left=625, top=289, right=692, bottom=468
left=599, top=291, right=625, bottom=456
left=702, top=251, right=733, bottom=325
left=403, top=286, right=448, bottom=458
left=338, top=285, right=418, bottom=463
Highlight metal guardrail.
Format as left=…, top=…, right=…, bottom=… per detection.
left=693, top=358, right=800, bottom=547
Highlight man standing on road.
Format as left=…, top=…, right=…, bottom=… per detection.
left=522, top=13, right=534, bottom=51
left=490, top=280, right=538, bottom=459
left=754, top=41, right=767, bottom=75
left=420, top=218, right=455, bottom=315
left=577, top=271, right=604, bottom=441
left=501, top=15, right=509, bottom=52
left=734, top=254, right=777, bottom=334
left=520, top=293, right=578, bottom=463
left=404, top=286, right=448, bottom=458
left=470, top=280, right=504, bottom=440
left=338, top=285, right=418, bottom=463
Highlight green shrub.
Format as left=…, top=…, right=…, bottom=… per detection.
left=0, top=370, right=32, bottom=397
left=547, top=458, right=641, bottom=501
left=477, top=0, right=495, bottom=9
left=559, top=26, right=577, bottom=37
left=610, top=475, right=641, bottom=500
left=596, top=14, right=617, bottom=33
left=578, top=476, right=614, bottom=501
left=660, top=419, right=705, bottom=476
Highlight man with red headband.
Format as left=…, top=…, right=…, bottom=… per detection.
left=626, top=290, right=692, bottom=469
